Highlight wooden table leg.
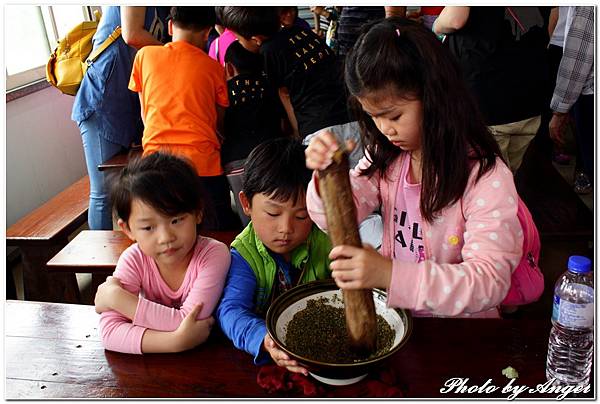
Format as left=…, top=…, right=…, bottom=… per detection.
left=7, top=264, right=17, bottom=299
left=19, top=244, right=81, bottom=303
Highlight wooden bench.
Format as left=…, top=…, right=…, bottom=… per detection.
left=47, top=229, right=238, bottom=293
left=97, top=146, right=142, bottom=172
left=7, top=176, right=90, bottom=303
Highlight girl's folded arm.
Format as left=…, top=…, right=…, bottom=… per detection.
left=97, top=245, right=145, bottom=319
left=100, top=311, right=189, bottom=354
left=132, top=240, right=231, bottom=331
left=99, top=311, right=147, bottom=354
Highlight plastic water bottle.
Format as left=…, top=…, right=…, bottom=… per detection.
left=546, top=256, right=594, bottom=388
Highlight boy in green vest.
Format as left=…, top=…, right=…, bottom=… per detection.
left=216, top=138, right=331, bottom=375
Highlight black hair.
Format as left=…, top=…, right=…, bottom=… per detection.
left=214, top=6, right=224, bottom=26
left=242, top=138, right=312, bottom=206
left=220, top=6, right=280, bottom=39
left=224, top=41, right=263, bottom=74
left=111, top=152, right=205, bottom=225
left=277, top=6, right=299, bottom=15
left=169, top=6, right=216, bottom=31
left=345, top=17, right=502, bottom=222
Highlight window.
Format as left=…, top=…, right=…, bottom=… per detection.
left=5, top=5, right=97, bottom=91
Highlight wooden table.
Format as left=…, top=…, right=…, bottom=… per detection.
left=5, top=300, right=592, bottom=399
left=46, top=230, right=132, bottom=295
left=47, top=230, right=133, bottom=274
left=47, top=230, right=237, bottom=274
left=46, top=230, right=238, bottom=297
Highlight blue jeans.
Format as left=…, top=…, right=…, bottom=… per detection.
left=80, top=114, right=124, bottom=230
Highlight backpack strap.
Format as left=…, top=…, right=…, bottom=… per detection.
left=92, top=9, right=102, bottom=22
left=505, top=7, right=526, bottom=33
left=84, top=26, right=122, bottom=71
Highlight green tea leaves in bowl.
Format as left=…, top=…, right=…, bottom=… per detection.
left=285, top=297, right=394, bottom=363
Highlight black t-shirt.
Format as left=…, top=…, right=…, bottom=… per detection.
left=446, top=7, right=550, bottom=125
left=221, top=72, right=285, bottom=164
left=260, top=25, right=351, bottom=138
left=337, top=6, right=385, bottom=56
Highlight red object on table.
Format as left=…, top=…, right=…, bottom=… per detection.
left=257, top=364, right=404, bottom=397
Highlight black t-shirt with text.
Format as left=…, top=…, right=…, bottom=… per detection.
left=260, top=25, right=351, bottom=138
left=221, top=72, right=285, bottom=164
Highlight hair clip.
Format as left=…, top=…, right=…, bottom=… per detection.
left=396, top=28, right=401, bottom=37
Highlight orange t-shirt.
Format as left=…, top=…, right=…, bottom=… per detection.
left=129, top=41, right=229, bottom=176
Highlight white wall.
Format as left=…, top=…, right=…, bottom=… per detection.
left=6, top=86, right=87, bottom=228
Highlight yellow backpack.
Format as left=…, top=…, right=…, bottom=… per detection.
left=45, top=10, right=121, bottom=96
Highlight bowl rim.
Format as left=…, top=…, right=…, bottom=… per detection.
left=265, top=279, right=413, bottom=368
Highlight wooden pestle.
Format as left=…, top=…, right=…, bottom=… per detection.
left=317, top=148, right=378, bottom=355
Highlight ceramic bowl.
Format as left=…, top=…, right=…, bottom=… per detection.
left=265, top=279, right=412, bottom=385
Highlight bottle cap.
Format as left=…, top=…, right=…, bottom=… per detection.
left=567, top=255, right=592, bottom=273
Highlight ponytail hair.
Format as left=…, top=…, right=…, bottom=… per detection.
left=345, top=17, right=502, bottom=222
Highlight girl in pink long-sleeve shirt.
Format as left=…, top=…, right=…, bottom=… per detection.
left=305, top=18, right=531, bottom=318
left=94, top=152, right=231, bottom=354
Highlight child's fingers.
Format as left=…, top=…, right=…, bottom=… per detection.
left=276, top=358, right=298, bottom=368
left=331, top=267, right=359, bottom=282
left=306, top=138, right=336, bottom=169
left=267, top=338, right=308, bottom=375
left=332, top=275, right=362, bottom=290
left=105, top=276, right=119, bottom=285
left=329, top=245, right=361, bottom=261
left=286, top=365, right=309, bottom=376
left=330, top=258, right=358, bottom=272
left=317, top=130, right=340, bottom=149
left=264, top=334, right=273, bottom=346
left=187, top=303, right=203, bottom=319
left=345, top=138, right=356, bottom=152
left=333, top=275, right=347, bottom=289
left=265, top=336, right=291, bottom=360
left=305, top=152, right=331, bottom=170
left=271, top=346, right=290, bottom=361
left=331, top=270, right=344, bottom=284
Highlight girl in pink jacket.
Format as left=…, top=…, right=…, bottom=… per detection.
left=94, top=152, right=230, bottom=354
left=305, top=18, right=525, bottom=318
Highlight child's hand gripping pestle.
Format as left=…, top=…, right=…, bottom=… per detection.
left=317, top=147, right=378, bottom=355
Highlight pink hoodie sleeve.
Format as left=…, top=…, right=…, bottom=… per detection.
left=307, top=155, right=382, bottom=232
left=99, top=311, right=146, bottom=354
left=387, top=161, right=522, bottom=316
left=132, top=239, right=231, bottom=331
left=98, top=245, right=147, bottom=354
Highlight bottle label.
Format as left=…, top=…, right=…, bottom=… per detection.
left=552, top=285, right=594, bottom=328
left=551, top=294, right=560, bottom=322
